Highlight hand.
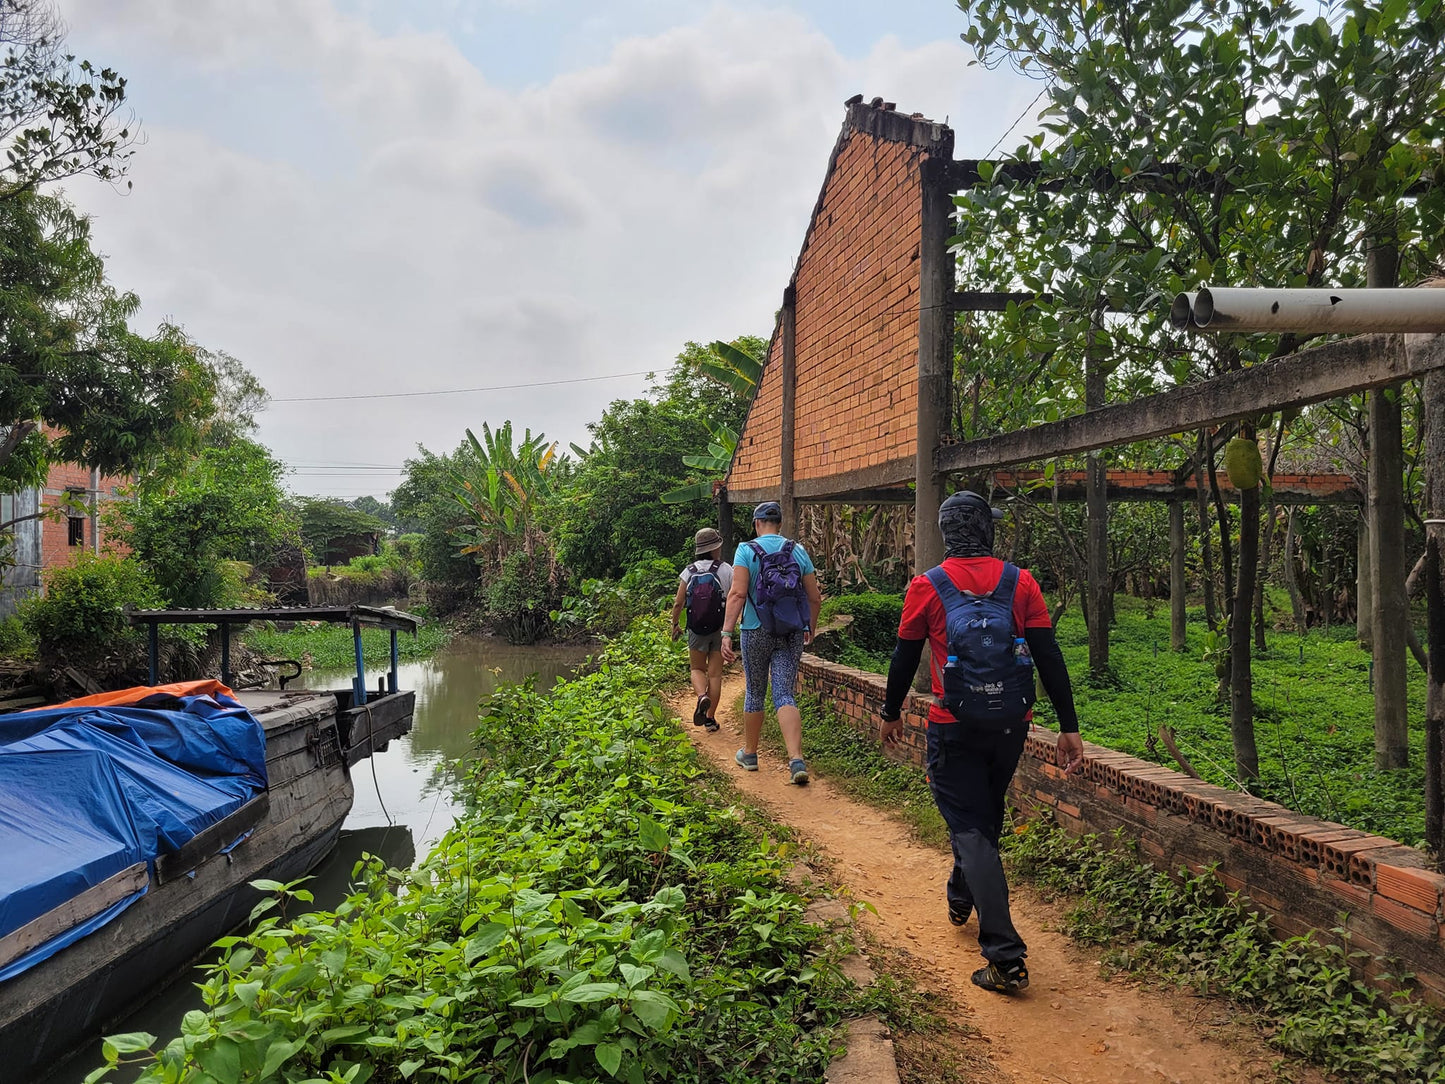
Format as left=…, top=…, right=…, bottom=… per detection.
left=721, top=635, right=737, bottom=664
left=803, top=628, right=814, bottom=646
left=670, top=622, right=681, bottom=641
left=1057, top=731, right=1084, bottom=776
left=879, top=716, right=903, bottom=747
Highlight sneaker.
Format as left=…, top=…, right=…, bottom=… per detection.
left=692, top=696, right=709, bottom=727
left=703, top=718, right=720, bottom=733
left=971, top=960, right=1028, bottom=994
left=948, top=905, right=972, bottom=927
left=789, top=758, right=809, bottom=785
left=735, top=749, right=758, bottom=771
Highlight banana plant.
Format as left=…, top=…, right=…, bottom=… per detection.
left=660, top=341, right=761, bottom=505
left=446, top=420, right=559, bottom=565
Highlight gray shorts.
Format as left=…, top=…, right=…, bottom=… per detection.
left=687, top=628, right=723, bottom=653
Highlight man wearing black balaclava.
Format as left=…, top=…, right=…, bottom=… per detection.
left=879, top=491, right=1083, bottom=994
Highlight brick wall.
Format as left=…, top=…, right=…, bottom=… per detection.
left=798, top=653, right=1445, bottom=1003
left=38, top=461, right=129, bottom=576
left=728, top=103, right=948, bottom=494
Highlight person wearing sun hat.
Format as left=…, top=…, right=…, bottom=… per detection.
left=670, top=526, right=733, bottom=732
left=720, top=501, right=822, bottom=785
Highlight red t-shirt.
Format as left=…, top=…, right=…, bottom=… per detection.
left=897, top=557, right=1052, bottom=724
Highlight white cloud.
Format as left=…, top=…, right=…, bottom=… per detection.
left=56, top=0, right=1032, bottom=496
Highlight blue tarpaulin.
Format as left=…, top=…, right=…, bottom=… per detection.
left=0, top=689, right=267, bottom=982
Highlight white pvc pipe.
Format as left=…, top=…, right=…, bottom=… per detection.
left=1177, top=286, right=1445, bottom=333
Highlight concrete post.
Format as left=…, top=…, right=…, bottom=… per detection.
left=1421, top=367, right=1445, bottom=859
left=1366, top=242, right=1408, bottom=769
left=1085, top=316, right=1110, bottom=675
left=914, top=156, right=954, bottom=691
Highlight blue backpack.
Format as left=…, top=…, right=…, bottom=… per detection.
left=926, top=563, right=1036, bottom=725
left=685, top=560, right=726, bottom=634
left=747, top=539, right=809, bottom=636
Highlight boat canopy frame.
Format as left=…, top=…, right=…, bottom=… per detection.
left=128, top=605, right=422, bottom=706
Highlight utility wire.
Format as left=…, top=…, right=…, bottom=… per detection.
left=982, top=85, right=1050, bottom=161
left=270, top=370, right=653, bottom=404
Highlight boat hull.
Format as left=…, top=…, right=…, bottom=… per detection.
left=0, top=689, right=414, bottom=1082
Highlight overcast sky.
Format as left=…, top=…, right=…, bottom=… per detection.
left=56, top=0, right=1035, bottom=499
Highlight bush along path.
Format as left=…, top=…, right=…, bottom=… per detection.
left=680, top=672, right=1333, bottom=1084
left=89, top=619, right=869, bottom=1084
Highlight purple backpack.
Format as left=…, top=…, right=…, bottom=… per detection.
left=685, top=561, right=726, bottom=634
left=747, top=540, right=808, bottom=636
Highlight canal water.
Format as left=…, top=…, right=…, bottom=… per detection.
left=51, top=636, right=591, bottom=1084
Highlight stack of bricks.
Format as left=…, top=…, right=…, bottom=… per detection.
left=728, top=102, right=947, bottom=493
left=796, top=651, right=1445, bottom=1003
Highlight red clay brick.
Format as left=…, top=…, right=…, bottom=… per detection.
left=1375, top=865, right=1445, bottom=916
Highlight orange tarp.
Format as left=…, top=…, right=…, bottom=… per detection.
left=41, top=679, right=238, bottom=711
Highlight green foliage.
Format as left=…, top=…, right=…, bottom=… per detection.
left=0, top=614, right=34, bottom=658
left=551, top=557, right=678, bottom=638
left=448, top=421, right=561, bottom=572
left=21, top=554, right=161, bottom=660
left=0, top=193, right=219, bottom=491
left=240, top=621, right=448, bottom=671
left=391, top=447, right=482, bottom=603
left=1005, top=820, right=1445, bottom=1082
left=817, top=593, right=904, bottom=655
left=487, top=551, right=560, bottom=645
left=114, top=439, right=292, bottom=609
left=96, top=618, right=856, bottom=1083
left=296, top=498, right=385, bottom=567
left=555, top=340, right=760, bottom=580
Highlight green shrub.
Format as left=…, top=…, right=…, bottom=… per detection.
left=552, top=556, right=679, bottom=638
left=95, top=617, right=856, bottom=1083
left=487, top=550, right=560, bottom=644
left=21, top=555, right=163, bottom=663
left=818, top=592, right=903, bottom=653
left=0, top=615, right=34, bottom=659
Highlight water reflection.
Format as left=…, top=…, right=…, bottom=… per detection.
left=48, top=636, right=590, bottom=1084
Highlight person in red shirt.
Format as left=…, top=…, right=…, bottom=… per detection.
left=879, top=491, right=1084, bottom=994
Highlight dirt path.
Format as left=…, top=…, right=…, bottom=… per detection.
left=677, top=674, right=1311, bottom=1084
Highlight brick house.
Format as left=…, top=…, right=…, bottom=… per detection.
left=0, top=461, right=130, bottom=617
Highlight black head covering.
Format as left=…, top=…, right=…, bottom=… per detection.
left=938, top=490, right=1004, bottom=558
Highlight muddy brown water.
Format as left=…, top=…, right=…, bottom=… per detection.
left=49, top=637, right=591, bottom=1084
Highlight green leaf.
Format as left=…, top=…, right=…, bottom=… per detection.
left=101, top=1032, right=156, bottom=1055
left=596, top=1041, right=624, bottom=1077
left=561, top=981, right=623, bottom=1003
left=194, top=1037, right=242, bottom=1084
left=319, top=1025, right=373, bottom=1044
left=629, top=989, right=680, bottom=1032
left=637, top=815, right=670, bottom=853
left=260, top=1038, right=306, bottom=1078
left=233, top=980, right=262, bottom=1008
left=399, top=1060, right=425, bottom=1080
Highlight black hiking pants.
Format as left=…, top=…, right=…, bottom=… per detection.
left=925, top=720, right=1028, bottom=964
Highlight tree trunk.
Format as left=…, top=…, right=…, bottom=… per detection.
left=1422, top=368, right=1445, bottom=864
left=1085, top=316, right=1110, bottom=676
left=1282, top=509, right=1306, bottom=632
left=1169, top=500, right=1187, bottom=651
left=1369, top=385, right=1409, bottom=769
left=1254, top=500, right=1274, bottom=650
left=1207, top=436, right=1235, bottom=619
left=1231, top=480, right=1261, bottom=782
left=1356, top=516, right=1373, bottom=647
left=1196, top=433, right=1218, bottom=631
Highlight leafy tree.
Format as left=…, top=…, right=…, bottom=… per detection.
left=1, top=0, right=137, bottom=202
left=392, top=445, right=482, bottom=595
left=952, top=0, right=1445, bottom=779
left=556, top=339, right=759, bottom=578
left=113, top=438, right=291, bottom=608
left=296, top=498, right=385, bottom=567
left=661, top=338, right=764, bottom=504
left=0, top=193, right=218, bottom=490
left=447, top=421, right=560, bottom=568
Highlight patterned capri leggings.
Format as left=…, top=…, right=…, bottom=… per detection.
left=740, top=628, right=805, bottom=713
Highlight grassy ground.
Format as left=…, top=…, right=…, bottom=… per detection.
left=818, top=595, right=1430, bottom=847
left=240, top=620, right=449, bottom=671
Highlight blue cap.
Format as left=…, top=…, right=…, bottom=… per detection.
left=752, top=501, right=783, bottom=522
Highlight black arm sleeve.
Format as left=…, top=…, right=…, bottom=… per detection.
left=1025, top=625, right=1079, bottom=733
left=882, top=637, right=926, bottom=719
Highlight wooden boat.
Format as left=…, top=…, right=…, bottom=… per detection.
left=0, top=605, right=419, bottom=1082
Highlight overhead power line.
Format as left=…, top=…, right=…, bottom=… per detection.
left=270, top=370, right=654, bottom=404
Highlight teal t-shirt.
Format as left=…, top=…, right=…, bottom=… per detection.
left=732, top=534, right=815, bottom=631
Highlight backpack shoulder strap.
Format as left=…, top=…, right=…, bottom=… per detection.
left=779, top=539, right=796, bottom=561
left=746, top=540, right=765, bottom=561
left=992, top=562, right=1021, bottom=604
left=925, top=565, right=968, bottom=619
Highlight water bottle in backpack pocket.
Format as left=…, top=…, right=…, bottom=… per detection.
left=747, top=539, right=809, bottom=636
left=926, top=563, right=1035, bottom=726
left=685, top=560, right=726, bottom=634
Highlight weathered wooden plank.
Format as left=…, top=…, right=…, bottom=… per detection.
left=728, top=455, right=917, bottom=506
left=128, top=604, right=420, bottom=633
left=0, top=862, right=149, bottom=970
left=156, top=794, right=271, bottom=886
left=936, top=333, right=1445, bottom=474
